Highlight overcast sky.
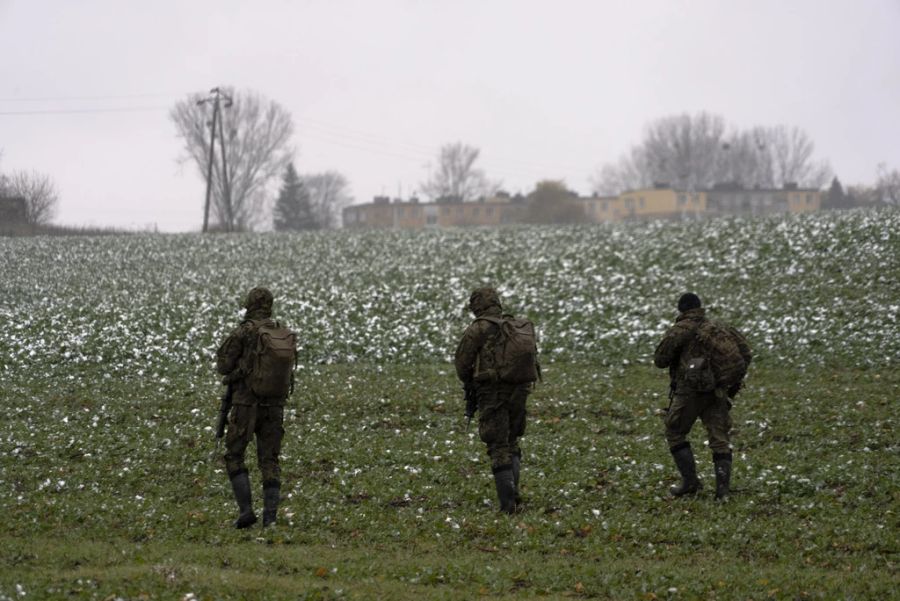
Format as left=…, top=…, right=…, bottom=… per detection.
left=1, top=0, right=898, bottom=231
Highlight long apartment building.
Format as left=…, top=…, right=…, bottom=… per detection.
left=343, top=184, right=821, bottom=229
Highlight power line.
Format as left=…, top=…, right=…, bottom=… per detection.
left=0, top=106, right=168, bottom=116
left=0, top=93, right=180, bottom=102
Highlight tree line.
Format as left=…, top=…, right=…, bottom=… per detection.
left=4, top=97, right=897, bottom=235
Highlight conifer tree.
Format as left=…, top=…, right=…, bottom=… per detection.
left=273, top=163, right=316, bottom=231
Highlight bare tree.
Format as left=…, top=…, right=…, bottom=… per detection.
left=421, top=142, right=498, bottom=202
left=170, top=87, right=294, bottom=231
left=764, top=125, right=832, bottom=189
left=592, top=155, right=646, bottom=196
left=592, top=113, right=831, bottom=194
left=718, top=127, right=774, bottom=188
left=303, top=171, right=353, bottom=229
left=3, top=170, right=59, bottom=225
left=875, top=163, right=900, bottom=206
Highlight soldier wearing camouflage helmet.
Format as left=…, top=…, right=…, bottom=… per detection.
left=455, top=287, right=539, bottom=514
left=654, top=293, right=752, bottom=500
left=216, top=287, right=296, bottom=528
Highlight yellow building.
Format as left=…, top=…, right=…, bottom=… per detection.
left=342, top=184, right=823, bottom=229
left=616, top=187, right=707, bottom=221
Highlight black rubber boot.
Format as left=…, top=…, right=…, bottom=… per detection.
left=492, top=466, right=517, bottom=514
left=511, top=454, right=522, bottom=506
left=669, top=442, right=702, bottom=497
left=713, top=452, right=732, bottom=501
left=230, top=471, right=257, bottom=529
left=262, top=480, right=280, bottom=527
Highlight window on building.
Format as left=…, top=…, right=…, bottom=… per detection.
left=486, top=207, right=494, bottom=216
left=473, top=207, right=480, bottom=217
left=442, top=207, right=449, bottom=216
left=639, top=198, right=645, bottom=208
left=456, top=207, right=463, bottom=217
left=602, top=201, right=609, bottom=211
left=677, top=194, right=687, bottom=207
left=397, top=207, right=405, bottom=218
left=426, top=215, right=437, bottom=225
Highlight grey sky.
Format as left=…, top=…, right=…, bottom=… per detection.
left=1, top=0, right=898, bottom=231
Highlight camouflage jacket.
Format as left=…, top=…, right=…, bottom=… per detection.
left=654, top=307, right=708, bottom=389
left=454, top=306, right=503, bottom=385
left=216, top=309, right=283, bottom=406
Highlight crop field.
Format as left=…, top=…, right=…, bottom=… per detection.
left=1, top=209, right=898, bottom=599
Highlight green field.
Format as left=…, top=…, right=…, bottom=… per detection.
left=1, top=210, right=898, bottom=599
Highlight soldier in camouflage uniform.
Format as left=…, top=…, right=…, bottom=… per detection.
left=216, top=287, right=289, bottom=528
left=454, top=287, right=531, bottom=514
left=654, top=293, right=751, bottom=500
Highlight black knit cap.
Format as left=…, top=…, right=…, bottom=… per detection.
left=677, top=292, right=702, bottom=312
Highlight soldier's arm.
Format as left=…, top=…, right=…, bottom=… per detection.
left=454, top=321, right=489, bottom=383
left=730, top=327, right=753, bottom=367
left=216, top=326, right=246, bottom=377
left=653, top=321, right=695, bottom=368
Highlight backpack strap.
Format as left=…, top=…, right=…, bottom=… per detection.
left=474, top=316, right=504, bottom=326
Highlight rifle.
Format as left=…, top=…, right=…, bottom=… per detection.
left=464, top=382, right=478, bottom=432
left=664, top=378, right=676, bottom=414
left=215, top=383, right=234, bottom=449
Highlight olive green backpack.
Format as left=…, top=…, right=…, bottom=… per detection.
left=247, top=319, right=297, bottom=398
left=476, top=315, right=540, bottom=385
left=683, top=320, right=748, bottom=393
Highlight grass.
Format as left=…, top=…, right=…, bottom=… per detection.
left=2, top=209, right=898, bottom=598
left=1, top=363, right=896, bottom=599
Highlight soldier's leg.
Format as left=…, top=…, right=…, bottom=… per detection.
left=507, top=386, right=528, bottom=506
left=700, top=394, right=733, bottom=500
left=225, top=404, right=258, bottom=528
left=256, top=405, right=285, bottom=526
left=665, top=394, right=703, bottom=496
left=478, top=387, right=516, bottom=513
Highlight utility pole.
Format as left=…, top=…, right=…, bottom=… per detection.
left=197, top=87, right=233, bottom=233
left=216, top=101, right=233, bottom=232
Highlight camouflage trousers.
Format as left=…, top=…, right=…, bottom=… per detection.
left=477, top=382, right=529, bottom=471
left=665, top=390, right=732, bottom=454
left=224, top=403, right=285, bottom=485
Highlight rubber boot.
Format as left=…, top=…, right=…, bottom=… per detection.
left=230, top=471, right=257, bottom=529
left=511, top=454, right=522, bottom=506
left=669, top=442, right=702, bottom=497
left=262, top=480, right=280, bottom=527
left=713, top=452, right=732, bottom=501
left=492, top=466, right=517, bottom=514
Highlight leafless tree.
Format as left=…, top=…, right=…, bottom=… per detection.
left=764, top=125, right=832, bottom=189
left=421, top=142, right=498, bottom=202
left=3, top=169, right=59, bottom=225
left=592, top=155, right=646, bottom=196
left=303, top=171, right=353, bottom=229
left=875, top=163, right=900, bottom=206
left=592, top=113, right=831, bottom=194
left=170, top=87, right=294, bottom=231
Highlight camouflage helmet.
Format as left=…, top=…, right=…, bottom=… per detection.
left=469, top=287, right=501, bottom=315
left=243, top=287, right=274, bottom=313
